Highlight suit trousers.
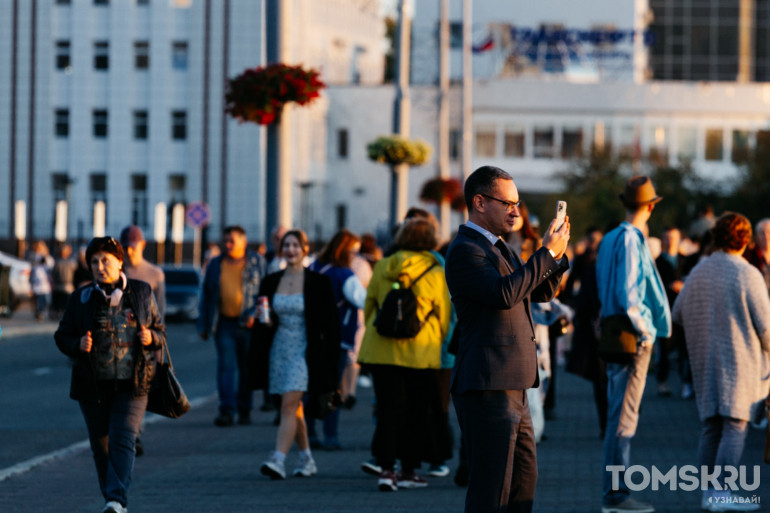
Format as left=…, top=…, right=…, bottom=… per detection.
left=453, top=389, right=537, bottom=513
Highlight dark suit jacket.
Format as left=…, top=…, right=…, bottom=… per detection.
left=248, top=268, right=340, bottom=396
left=445, top=225, right=569, bottom=393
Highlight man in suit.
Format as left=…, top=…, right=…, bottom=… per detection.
left=445, top=166, right=570, bottom=513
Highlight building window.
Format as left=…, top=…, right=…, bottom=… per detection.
left=169, top=174, right=186, bottom=205
left=90, top=173, right=107, bottom=224
left=131, top=174, right=148, bottom=228
left=94, top=41, right=109, bottom=70
left=475, top=124, right=496, bottom=158
left=533, top=126, right=555, bottom=159
left=134, top=41, right=149, bottom=70
left=561, top=126, right=584, bottom=158
left=172, top=41, right=188, bottom=70
left=55, top=109, right=69, bottom=138
left=93, top=109, right=108, bottom=138
left=337, top=129, right=349, bottom=158
left=133, top=110, right=148, bottom=140
left=618, top=124, right=641, bottom=158
left=449, top=129, right=461, bottom=161
left=56, top=0, right=72, bottom=4
left=56, top=41, right=71, bottom=70
left=705, top=129, right=724, bottom=161
left=137, top=0, right=149, bottom=4
left=731, top=129, right=751, bottom=163
left=94, top=0, right=109, bottom=5
left=676, top=126, right=697, bottom=162
left=52, top=173, right=70, bottom=203
left=648, top=125, right=669, bottom=162
left=172, top=111, right=187, bottom=140
left=503, top=125, right=525, bottom=158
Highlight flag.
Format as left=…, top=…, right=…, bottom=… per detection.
left=472, top=36, right=494, bottom=53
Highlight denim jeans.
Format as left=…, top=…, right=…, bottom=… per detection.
left=215, top=317, right=253, bottom=416
left=602, top=343, right=652, bottom=505
left=698, top=415, right=749, bottom=490
left=79, top=391, right=148, bottom=507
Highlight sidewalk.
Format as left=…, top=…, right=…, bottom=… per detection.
left=1, top=364, right=768, bottom=512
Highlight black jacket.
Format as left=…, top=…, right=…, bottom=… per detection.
left=54, top=279, right=166, bottom=401
left=249, top=269, right=340, bottom=396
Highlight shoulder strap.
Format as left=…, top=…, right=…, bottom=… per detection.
left=407, top=263, right=438, bottom=289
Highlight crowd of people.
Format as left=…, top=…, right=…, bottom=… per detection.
left=44, top=167, right=770, bottom=513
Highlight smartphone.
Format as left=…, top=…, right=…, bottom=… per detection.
left=555, top=200, right=567, bottom=230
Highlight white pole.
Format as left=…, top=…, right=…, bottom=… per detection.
left=93, top=201, right=105, bottom=238
left=55, top=200, right=68, bottom=242
left=171, top=203, right=185, bottom=267
left=154, top=202, right=167, bottom=266
left=462, top=0, right=473, bottom=180
left=438, top=0, right=451, bottom=241
left=14, top=200, right=26, bottom=241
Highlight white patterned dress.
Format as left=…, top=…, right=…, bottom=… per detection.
left=268, top=293, right=309, bottom=395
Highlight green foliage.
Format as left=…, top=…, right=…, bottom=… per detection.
left=367, top=135, right=432, bottom=166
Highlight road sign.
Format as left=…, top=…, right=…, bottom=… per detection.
left=185, top=202, right=211, bottom=229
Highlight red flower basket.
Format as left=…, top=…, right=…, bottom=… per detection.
left=420, top=177, right=463, bottom=205
left=225, top=64, right=325, bottom=125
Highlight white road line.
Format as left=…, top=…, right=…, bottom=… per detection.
left=0, top=393, right=216, bottom=483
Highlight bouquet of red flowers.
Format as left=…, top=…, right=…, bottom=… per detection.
left=226, top=64, right=325, bottom=125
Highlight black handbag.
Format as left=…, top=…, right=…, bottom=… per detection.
left=598, top=314, right=638, bottom=364
left=146, top=341, right=191, bottom=419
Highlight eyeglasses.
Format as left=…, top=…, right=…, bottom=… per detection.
left=480, top=194, right=521, bottom=212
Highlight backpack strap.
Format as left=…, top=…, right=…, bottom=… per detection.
left=404, top=263, right=438, bottom=289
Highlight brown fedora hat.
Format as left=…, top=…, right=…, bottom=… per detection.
left=619, top=176, right=662, bottom=207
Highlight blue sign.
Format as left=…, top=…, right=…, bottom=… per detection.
left=185, top=202, right=211, bottom=228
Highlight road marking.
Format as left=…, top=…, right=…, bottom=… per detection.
left=33, top=367, right=52, bottom=376
left=0, top=393, right=216, bottom=483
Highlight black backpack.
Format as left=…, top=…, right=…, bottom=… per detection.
left=373, top=263, right=437, bottom=339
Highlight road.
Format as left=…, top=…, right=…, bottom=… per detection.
left=0, top=322, right=216, bottom=470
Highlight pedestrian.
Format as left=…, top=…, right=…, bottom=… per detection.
left=445, top=165, right=570, bottom=513
left=306, top=229, right=366, bottom=450
left=358, top=217, right=453, bottom=491
left=198, top=225, right=266, bottom=427
left=673, top=212, right=770, bottom=512
left=54, top=236, right=165, bottom=513
left=250, top=229, right=340, bottom=480
left=30, top=254, right=52, bottom=321
left=51, top=243, right=77, bottom=319
left=596, top=175, right=672, bottom=513
left=120, top=226, right=166, bottom=319
left=743, top=218, right=770, bottom=294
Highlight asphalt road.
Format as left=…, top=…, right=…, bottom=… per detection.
left=0, top=322, right=216, bottom=470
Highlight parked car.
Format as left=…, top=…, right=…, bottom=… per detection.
left=163, top=266, right=201, bottom=321
left=0, top=251, right=33, bottom=316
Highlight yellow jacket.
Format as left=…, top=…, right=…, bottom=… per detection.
left=358, top=250, right=451, bottom=369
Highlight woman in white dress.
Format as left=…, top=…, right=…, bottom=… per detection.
left=249, top=230, right=341, bottom=480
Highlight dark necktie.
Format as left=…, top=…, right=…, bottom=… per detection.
left=495, top=239, right=514, bottom=265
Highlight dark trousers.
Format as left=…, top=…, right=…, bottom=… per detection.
left=79, top=391, right=147, bottom=507
left=306, top=349, right=347, bottom=444
left=369, top=364, right=434, bottom=474
left=453, top=390, right=537, bottom=513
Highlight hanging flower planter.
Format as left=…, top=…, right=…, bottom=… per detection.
left=367, top=135, right=432, bottom=166
left=225, top=63, right=325, bottom=125
left=420, top=177, right=463, bottom=204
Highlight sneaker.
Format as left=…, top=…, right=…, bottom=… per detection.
left=238, top=412, right=252, bottom=425
left=260, top=459, right=286, bottom=480
left=292, top=457, right=318, bottom=477
left=357, top=375, right=373, bottom=388
left=214, top=413, right=234, bottom=427
left=427, top=464, right=450, bottom=477
left=361, top=458, right=382, bottom=476
left=396, top=471, right=428, bottom=489
left=343, top=396, right=357, bottom=409
left=103, top=501, right=127, bottom=513
left=681, top=383, right=694, bottom=400
left=601, top=497, right=655, bottom=513
left=705, top=492, right=760, bottom=512
left=657, top=383, right=672, bottom=397
left=378, top=470, right=398, bottom=492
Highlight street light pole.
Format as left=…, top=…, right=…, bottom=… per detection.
left=437, top=0, right=451, bottom=241
left=462, top=0, right=473, bottom=181
left=391, top=0, right=412, bottom=229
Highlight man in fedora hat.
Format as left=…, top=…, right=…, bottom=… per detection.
left=595, top=176, right=672, bottom=513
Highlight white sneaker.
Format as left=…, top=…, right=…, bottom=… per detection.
left=260, top=458, right=286, bottom=480
left=357, top=375, right=373, bottom=388
left=293, top=457, right=317, bottom=477
left=103, top=501, right=127, bottom=513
